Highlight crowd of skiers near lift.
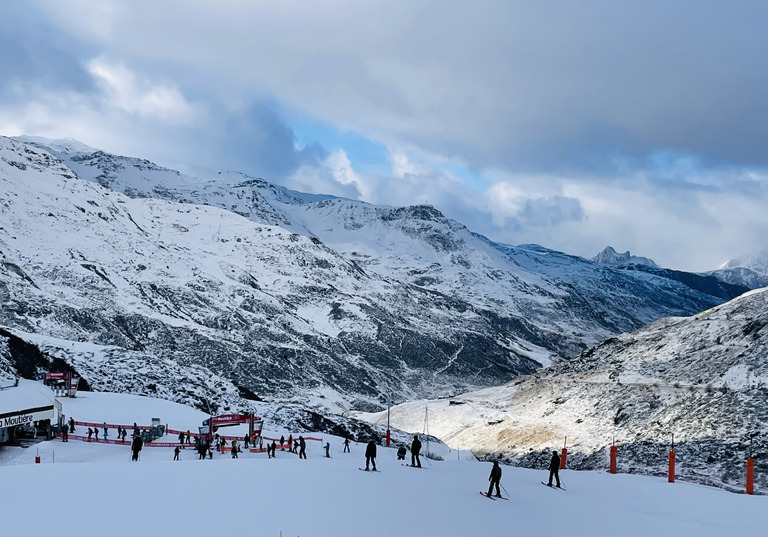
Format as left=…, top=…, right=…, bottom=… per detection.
left=64, top=417, right=560, bottom=493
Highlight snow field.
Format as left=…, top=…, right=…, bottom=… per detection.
left=1, top=391, right=765, bottom=537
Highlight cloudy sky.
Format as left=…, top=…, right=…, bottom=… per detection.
left=2, top=1, right=768, bottom=271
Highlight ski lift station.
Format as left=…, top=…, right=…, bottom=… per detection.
left=0, top=378, right=62, bottom=444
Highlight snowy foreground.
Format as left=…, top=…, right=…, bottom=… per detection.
left=1, top=392, right=765, bottom=537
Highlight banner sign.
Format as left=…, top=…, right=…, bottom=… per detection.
left=0, top=405, right=55, bottom=428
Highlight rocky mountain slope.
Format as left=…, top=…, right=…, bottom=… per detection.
left=0, top=136, right=755, bottom=414
left=374, top=287, right=768, bottom=491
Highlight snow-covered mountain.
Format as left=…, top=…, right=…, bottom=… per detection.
left=591, top=246, right=659, bottom=268
left=374, top=287, right=768, bottom=491
left=709, top=250, right=768, bottom=289
left=0, top=136, right=753, bottom=414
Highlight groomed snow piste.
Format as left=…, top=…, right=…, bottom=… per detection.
left=0, top=389, right=764, bottom=537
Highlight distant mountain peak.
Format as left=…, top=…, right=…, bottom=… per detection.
left=591, top=246, right=658, bottom=268
left=718, top=250, right=768, bottom=275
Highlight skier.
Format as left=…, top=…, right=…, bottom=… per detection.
left=87, top=427, right=93, bottom=440
left=185, top=430, right=191, bottom=444
left=343, top=437, right=351, bottom=453
left=62, top=427, right=68, bottom=442
left=103, top=422, right=108, bottom=440
left=299, top=436, right=307, bottom=459
left=280, top=435, right=285, bottom=450
left=68, top=417, right=75, bottom=433
left=324, top=442, right=331, bottom=458
left=121, top=428, right=127, bottom=441
left=174, top=445, right=181, bottom=461
left=547, top=451, right=561, bottom=488
left=411, top=435, right=422, bottom=468
left=365, top=440, right=377, bottom=471
left=287, top=434, right=293, bottom=452
left=270, top=440, right=276, bottom=458
left=178, top=431, right=185, bottom=445
left=231, top=440, right=239, bottom=459
left=131, top=434, right=143, bottom=461
left=243, top=433, right=250, bottom=449
left=117, top=425, right=122, bottom=439
left=397, top=445, right=407, bottom=460
left=487, top=460, right=502, bottom=497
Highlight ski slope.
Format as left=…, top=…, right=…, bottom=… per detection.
left=0, top=390, right=764, bottom=537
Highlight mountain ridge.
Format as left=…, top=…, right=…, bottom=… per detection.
left=0, top=135, right=757, bottom=415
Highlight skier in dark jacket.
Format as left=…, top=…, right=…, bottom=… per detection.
left=174, top=445, right=181, bottom=460
left=411, top=435, right=422, bottom=468
left=131, top=435, right=143, bottom=461
left=343, top=437, right=351, bottom=453
left=547, top=451, right=561, bottom=488
left=487, top=461, right=502, bottom=497
left=299, top=436, right=307, bottom=459
left=280, top=435, right=285, bottom=450
left=365, top=440, right=377, bottom=471
left=397, top=445, right=407, bottom=460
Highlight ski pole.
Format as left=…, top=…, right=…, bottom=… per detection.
left=500, top=483, right=510, bottom=498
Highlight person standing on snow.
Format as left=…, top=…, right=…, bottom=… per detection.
left=324, top=442, right=331, bottom=458
left=231, top=440, right=239, bottom=459
left=174, top=445, right=181, bottom=461
left=131, top=434, right=143, bottom=461
left=487, top=461, right=502, bottom=497
left=103, top=422, right=108, bottom=440
left=299, top=436, right=307, bottom=459
left=365, top=440, right=377, bottom=471
left=547, top=451, right=561, bottom=488
left=280, top=435, right=285, bottom=450
left=69, top=417, right=75, bottom=433
left=411, top=435, right=422, bottom=468
left=343, top=437, right=351, bottom=453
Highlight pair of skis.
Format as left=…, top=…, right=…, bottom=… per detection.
left=541, top=482, right=565, bottom=490
left=479, top=492, right=508, bottom=500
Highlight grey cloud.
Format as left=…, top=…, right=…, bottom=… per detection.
left=19, top=1, right=768, bottom=176
left=0, top=3, right=94, bottom=96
